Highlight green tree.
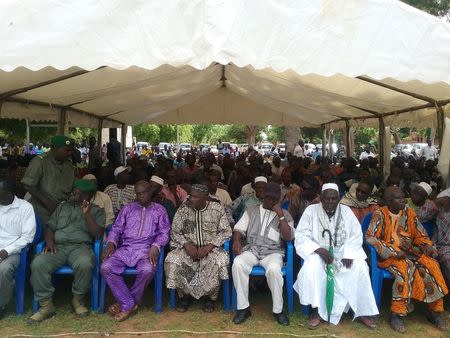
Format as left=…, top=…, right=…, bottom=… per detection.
left=402, top=0, right=450, bottom=17
left=192, top=125, right=214, bottom=144
left=355, top=128, right=378, bottom=146
left=158, top=125, right=177, bottom=143
left=301, top=128, right=323, bottom=144
left=133, top=124, right=160, bottom=144
left=266, top=126, right=285, bottom=144
left=177, top=125, right=193, bottom=143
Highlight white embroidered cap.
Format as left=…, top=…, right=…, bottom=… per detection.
left=150, top=175, right=164, bottom=186
left=322, top=183, right=339, bottom=193
left=254, top=176, right=268, bottom=183
left=417, top=182, right=432, bottom=196
left=114, top=166, right=130, bottom=177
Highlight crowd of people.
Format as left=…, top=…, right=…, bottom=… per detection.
left=0, top=133, right=449, bottom=333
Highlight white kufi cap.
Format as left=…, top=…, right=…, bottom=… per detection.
left=417, top=182, right=432, bottom=196
left=254, top=176, right=268, bottom=183
left=150, top=175, right=164, bottom=186
left=322, top=183, right=339, bottom=193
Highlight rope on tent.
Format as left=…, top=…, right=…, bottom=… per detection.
left=4, top=330, right=342, bottom=338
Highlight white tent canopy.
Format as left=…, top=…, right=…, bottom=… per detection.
left=0, top=0, right=449, bottom=129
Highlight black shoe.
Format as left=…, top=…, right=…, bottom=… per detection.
left=427, top=311, right=448, bottom=331
left=389, top=314, right=406, bottom=333
left=273, top=311, right=290, bottom=326
left=233, top=307, right=251, bottom=324
left=176, top=298, right=191, bottom=313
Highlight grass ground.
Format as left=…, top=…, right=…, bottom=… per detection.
left=1, top=277, right=449, bottom=338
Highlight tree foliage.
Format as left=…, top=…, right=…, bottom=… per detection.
left=354, top=127, right=378, bottom=146
left=402, top=0, right=450, bottom=17
left=0, top=118, right=95, bottom=144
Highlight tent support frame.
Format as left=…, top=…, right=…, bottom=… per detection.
left=97, top=118, right=103, bottom=161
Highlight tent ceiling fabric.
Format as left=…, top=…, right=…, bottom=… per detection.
left=0, top=0, right=449, bottom=128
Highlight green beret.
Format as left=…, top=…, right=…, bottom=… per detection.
left=51, top=135, right=72, bottom=147
left=74, top=179, right=97, bottom=193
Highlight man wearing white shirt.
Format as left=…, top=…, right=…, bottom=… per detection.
left=294, top=183, right=378, bottom=329
left=359, top=146, right=375, bottom=161
left=232, top=183, right=294, bottom=326
left=420, top=138, right=438, bottom=161
left=0, top=180, right=36, bottom=318
left=293, top=139, right=305, bottom=158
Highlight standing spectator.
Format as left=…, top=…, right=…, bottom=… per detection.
left=88, top=136, right=99, bottom=171
left=107, top=137, right=122, bottom=165
left=359, top=146, right=375, bottom=161
left=21, top=135, right=75, bottom=224
left=293, top=139, right=304, bottom=158
left=420, top=138, right=438, bottom=161
left=217, top=139, right=225, bottom=155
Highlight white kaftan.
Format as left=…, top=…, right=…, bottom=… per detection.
left=293, top=203, right=378, bottom=325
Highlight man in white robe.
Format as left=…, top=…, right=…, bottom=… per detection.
left=294, top=183, right=378, bottom=329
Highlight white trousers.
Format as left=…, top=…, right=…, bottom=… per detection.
left=232, top=251, right=284, bottom=313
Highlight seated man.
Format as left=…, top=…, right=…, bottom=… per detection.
left=295, top=183, right=378, bottom=329
left=29, top=179, right=105, bottom=323
left=82, top=174, right=115, bottom=228
left=208, top=170, right=232, bottom=207
left=104, top=166, right=136, bottom=217
left=435, top=188, right=450, bottom=285
left=232, top=182, right=294, bottom=325
left=0, top=180, right=36, bottom=318
left=366, top=186, right=448, bottom=333
left=340, top=179, right=378, bottom=223
left=407, top=182, right=438, bottom=224
left=226, top=176, right=267, bottom=225
left=161, top=170, right=187, bottom=210
left=164, top=184, right=231, bottom=312
left=149, top=175, right=176, bottom=222
left=101, top=180, right=170, bottom=321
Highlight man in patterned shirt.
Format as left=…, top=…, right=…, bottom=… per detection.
left=164, top=184, right=231, bottom=313
left=366, top=186, right=448, bottom=333
left=104, top=166, right=136, bottom=216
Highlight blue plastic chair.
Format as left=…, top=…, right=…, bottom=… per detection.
left=99, top=246, right=165, bottom=313
left=361, top=212, right=393, bottom=309
left=169, top=240, right=231, bottom=311
left=14, top=216, right=43, bottom=314
left=422, top=220, right=435, bottom=238
left=231, top=241, right=294, bottom=313
left=31, top=238, right=102, bottom=312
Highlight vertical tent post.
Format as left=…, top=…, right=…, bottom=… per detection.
left=322, top=127, right=327, bottom=158
left=97, top=118, right=103, bottom=162
left=378, top=117, right=391, bottom=180
left=25, top=119, right=30, bottom=154
left=328, top=129, right=334, bottom=159
left=121, top=123, right=127, bottom=165
left=344, top=120, right=350, bottom=158
left=435, top=103, right=445, bottom=150
left=58, top=108, right=68, bottom=135
left=349, top=126, right=355, bottom=159
left=378, top=117, right=385, bottom=179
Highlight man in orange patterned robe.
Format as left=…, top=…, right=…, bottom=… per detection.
left=366, top=186, right=448, bottom=333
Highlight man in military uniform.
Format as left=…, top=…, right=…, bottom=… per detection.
left=28, top=179, right=105, bottom=323
left=21, top=135, right=75, bottom=225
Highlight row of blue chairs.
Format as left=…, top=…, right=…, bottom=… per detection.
left=14, top=222, right=294, bottom=315
left=15, top=214, right=432, bottom=315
